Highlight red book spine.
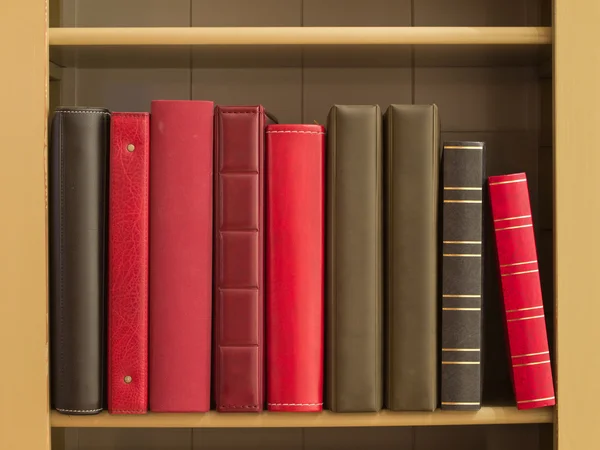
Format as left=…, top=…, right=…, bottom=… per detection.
left=214, top=105, right=270, bottom=412
left=149, top=100, right=214, bottom=412
left=488, top=172, right=555, bottom=410
left=266, top=125, right=325, bottom=412
left=108, top=113, right=150, bottom=415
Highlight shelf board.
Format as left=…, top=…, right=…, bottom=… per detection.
left=50, top=407, right=553, bottom=428
left=49, top=27, right=552, bottom=47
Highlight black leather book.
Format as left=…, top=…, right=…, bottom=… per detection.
left=384, top=105, right=440, bottom=411
left=49, top=107, right=110, bottom=415
left=440, top=140, right=485, bottom=411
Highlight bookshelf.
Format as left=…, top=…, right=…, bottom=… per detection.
left=1, top=0, right=597, bottom=449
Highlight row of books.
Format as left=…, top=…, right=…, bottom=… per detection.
left=48, top=101, right=555, bottom=416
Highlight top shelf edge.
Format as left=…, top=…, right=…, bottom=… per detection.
left=48, top=27, right=552, bottom=46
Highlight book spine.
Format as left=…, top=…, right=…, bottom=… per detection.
left=108, top=113, right=150, bottom=415
left=488, top=172, right=556, bottom=410
left=149, top=100, right=214, bottom=412
left=384, top=104, right=440, bottom=411
left=266, top=124, right=325, bottom=412
left=326, top=105, right=383, bottom=412
left=214, top=105, right=270, bottom=412
left=440, top=141, right=485, bottom=411
left=49, top=107, right=110, bottom=415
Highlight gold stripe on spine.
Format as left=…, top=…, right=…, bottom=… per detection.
left=443, top=254, right=481, bottom=257
left=443, top=187, right=482, bottom=191
left=512, top=351, right=550, bottom=358
left=442, top=361, right=480, bottom=365
left=501, top=269, right=539, bottom=277
left=443, top=241, right=482, bottom=244
left=506, top=305, right=543, bottom=313
left=443, top=294, right=480, bottom=298
left=507, top=314, right=545, bottom=322
left=494, top=214, right=531, bottom=222
left=517, top=396, right=555, bottom=404
left=443, top=146, right=484, bottom=150
left=495, top=224, right=533, bottom=231
left=442, top=402, right=481, bottom=405
left=489, top=178, right=526, bottom=185
left=513, top=360, right=551, bottom=368
left=442, top=348, right=480, bottom=351
left=443, top=200, right=482, bottom=204
left=500, top=260, right=537, bottom=267
left=443, top=307, right=481, bottom=311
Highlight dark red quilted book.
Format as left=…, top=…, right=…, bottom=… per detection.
left=149, top=100, right=214, bottom=412
left=266, top=124, right=325, bottom=412
left=489, top=172, right=555, bottom=410
left=108, top=112, right=150, bottom=414
left=214, top=105, right=275, bottom=412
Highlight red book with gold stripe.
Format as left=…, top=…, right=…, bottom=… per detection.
left=488, top=172, right=555, bottom=410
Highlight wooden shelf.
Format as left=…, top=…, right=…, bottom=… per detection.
left=50, top=407, right=553, bottom=428
left=49, top=27, right=552, bottom=47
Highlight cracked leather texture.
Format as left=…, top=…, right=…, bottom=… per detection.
left=266, top=124, right=325, bottom=412
left=108, top=113, right=149, bottom=415
left=214, top=105, right=275, bottom=413
left=49, top=107, right=110, bottom=415
left=384, top=105, right=440, bottom=412
left=149, top=100, right=214, bottom=412
left=440, top=141, right=485, bottom=411
left=326, top=105, right=383, bottom=413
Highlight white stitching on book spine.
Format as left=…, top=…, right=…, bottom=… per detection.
left=266, top=131, right=324, bottom=135
left=56, top=408, right=103, bottom=413
left=267, top=402, right=323, bottom=406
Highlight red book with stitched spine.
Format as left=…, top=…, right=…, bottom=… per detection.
left=108, top=113, right=150, bottom=415
left=149, top=100, right=214, bottom=412
left=488, top=172, right=555, bottom=410
left=213, top=105, right=275, bottom=412
left=266, top=124, right=325, bottom=412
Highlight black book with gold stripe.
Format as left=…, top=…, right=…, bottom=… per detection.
left=440, top=141, right=486, bottom=411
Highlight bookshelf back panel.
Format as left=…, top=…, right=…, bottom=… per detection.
left=49, top=0, right=554, bottom=448
left=55, top=0, right=544, bottom=27
left=55, top=424, right=551, bottom=450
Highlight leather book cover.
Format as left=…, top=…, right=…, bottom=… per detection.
left=326, top=105, right=383, bottom=412
left=108, top=113, right=149, bottom=415
left=384, top=104, right=440, bottom=411
left=149, top=100, right=214, bottom=412
left=49, top=107, right=110, bottom=415
left=266, top=124, right=325, bottom=412
left=440, top=141, right=485, bottom=411
left=214, top=105, right=275, bottom=412
left=488, top=172, right=555, bottom=410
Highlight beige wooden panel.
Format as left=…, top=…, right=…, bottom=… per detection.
left=303, top=0, right=411, bottom=26
left=304, top=427, right=412, bottom=450
left=414, top=0, right=541, bottom=26
left=0, top=0, right=49, bottom=448
left=415, top=67, right=539, bottom=132
left=75, top=0, right=190, bottom=27
left=77, top=428, right=192, bottom=450
left=555, top=1, right=600, bottom=448
left=192, top=0, right=301, bottom=26
left=302, top=68, right=411, bottom=125
left=76, top=68, right=191, bottom=112
left=192, top=68, right=302, bottom=124
left=193, top=428, right=302, bottom=450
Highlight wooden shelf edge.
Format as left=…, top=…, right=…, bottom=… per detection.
left=50, top=407, right=554, bottom=428
left=49, top=27, right=552, bottom=46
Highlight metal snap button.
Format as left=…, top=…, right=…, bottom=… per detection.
left=127, top=144, right=135, bottom=152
